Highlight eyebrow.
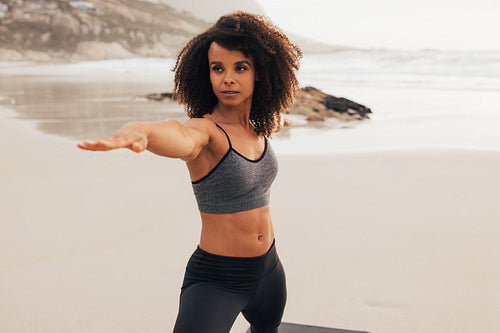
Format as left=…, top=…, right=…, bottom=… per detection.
left=209, top=60, right=252, bottom=67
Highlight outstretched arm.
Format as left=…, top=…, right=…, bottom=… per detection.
left=77, top=119, right=211, bottom=161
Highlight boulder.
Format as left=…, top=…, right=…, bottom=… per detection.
left=0, top=48, right=24, bottom=61
left=51, top=13, right=80, bottom=36
left=74, top=41, right=134, bottom=60
left=290, top=86, right=372, bottom=121
left=143, top=92, right=177, bottom=102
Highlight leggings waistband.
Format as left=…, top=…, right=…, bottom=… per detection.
left=189, top=239, right=279, bottom=281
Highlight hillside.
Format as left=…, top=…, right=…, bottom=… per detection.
left=0, top=0, right=341, bottom=61
left=0, top=0, right=210, bottom=61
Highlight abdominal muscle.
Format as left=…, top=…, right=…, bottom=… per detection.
left=199, top=205, right=275, bottom=257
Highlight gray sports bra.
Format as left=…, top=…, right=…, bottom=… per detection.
left=191, top=124, right=278, bottom=214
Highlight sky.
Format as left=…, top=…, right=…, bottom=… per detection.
left=255, top=0, right=500, bottom=50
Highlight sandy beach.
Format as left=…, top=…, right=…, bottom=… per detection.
left=2, top=0, right=500, bottom=330
left=2, top=105, right=500, bottom=333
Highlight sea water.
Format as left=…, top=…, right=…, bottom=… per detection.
left=1, top=49, right=499, bottom=154
left=273, top=49, right=500, bottom=153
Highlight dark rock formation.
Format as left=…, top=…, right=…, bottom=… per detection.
left=290, top=86, right=372, bottom=122
left=141, top=86, right=372, bottom=123
left=143, top=92, right=177, bottom=102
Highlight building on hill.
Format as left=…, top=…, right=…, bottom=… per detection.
left=68, top=0, right=97, bottom=14
left=3, top=0, right=58, bottom=22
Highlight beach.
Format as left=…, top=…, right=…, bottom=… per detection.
left=2, top=106, right=500, bottom=333
left=1, top=56, right=500, bottom=333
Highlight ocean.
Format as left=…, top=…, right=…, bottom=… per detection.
left=275, top=49, right=500, bottom=153
left=1, top=48, right=500, bottom=154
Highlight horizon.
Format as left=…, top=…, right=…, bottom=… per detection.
left=256, top=0, right=500, bottom=51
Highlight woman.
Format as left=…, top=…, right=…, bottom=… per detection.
left=78, top=11, right=302, bottom=333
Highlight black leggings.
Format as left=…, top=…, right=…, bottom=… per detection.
left=173, top=240, right=286, bottom=333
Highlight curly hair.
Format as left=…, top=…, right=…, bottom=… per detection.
left=173, top=11, right=302, bottom=137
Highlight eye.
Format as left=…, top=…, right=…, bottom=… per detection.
left=235, top=65, right=248, bottom=72
left=211, top=66, right=223, bottom=73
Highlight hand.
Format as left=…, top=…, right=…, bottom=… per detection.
left=281, top=115, right=293, bottom=127
left=271, top=113, right=293, bottom=134
left=77, top=122, right=149, bottom=153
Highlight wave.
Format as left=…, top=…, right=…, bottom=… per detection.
left=302, top=49, right=500, bottom=79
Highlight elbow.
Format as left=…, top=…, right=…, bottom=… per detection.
left=180, top=139, right=199, bottom=162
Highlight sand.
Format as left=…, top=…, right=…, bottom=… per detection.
left=1, top=108, right=500, bottom=333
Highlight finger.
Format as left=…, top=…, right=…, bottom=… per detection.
left=77, top=140, right=114, bottom=151
left=77, top=140, right=98, bottom=150
left=131, top=142, right=143, bottom=153
left=130, top=136, right=148, bottom=153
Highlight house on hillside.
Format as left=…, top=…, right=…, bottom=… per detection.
left=68, top=0, right=97, bottom=14
left=0, top=3, right=8, bottom=18
left=5, top=0, right=58, bottom=22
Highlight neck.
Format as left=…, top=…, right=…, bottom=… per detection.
left=211, top=103, right=252, bottom=128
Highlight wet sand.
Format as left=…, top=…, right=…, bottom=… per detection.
left=2, top=108, right=500, bottom=333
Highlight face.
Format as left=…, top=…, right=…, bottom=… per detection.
left=208, top=42, right=257, bottom=109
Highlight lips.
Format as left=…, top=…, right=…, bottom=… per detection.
left=221, top=90, right=239, bottom=95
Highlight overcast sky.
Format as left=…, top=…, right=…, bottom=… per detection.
left=256, top=0, right=500, bottom=50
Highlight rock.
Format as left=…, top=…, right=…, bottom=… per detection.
left=51, top=13, right=80, bottom=35
left=143, top=92, right=177, bottom=102
left=41, top=32, right=52, bottom=43
left=23, top=50, right=52, bottom=62
left=0, top=48, right=23, bottom=61
left=0, top=0, right=208, bottom=61
left=81, top=24, right=90, bottom=34
left=290, top=86, right=372, bottom=122
left=135, top=31, right=146, bottom=44
left=74, top=41, right=134, bottom=60
left=306, top=114, right=326, bottom=122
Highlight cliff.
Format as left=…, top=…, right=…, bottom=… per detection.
left=0, top=0, right=209, bottom=61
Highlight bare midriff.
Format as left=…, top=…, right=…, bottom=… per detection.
left=199, top=205, right=275, bottom=257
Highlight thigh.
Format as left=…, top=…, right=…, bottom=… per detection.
left=242, top=260, right=287, bottom=333
left=173, top=282, right=248, bottom=333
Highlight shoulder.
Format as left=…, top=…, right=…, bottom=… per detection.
left=182, top=117, right=221, bottom=139
left=183, top=117, right=229, bottom=167
left=183, top=117, right=217, bottom=130
left=182, top=117, right=227, bottom=148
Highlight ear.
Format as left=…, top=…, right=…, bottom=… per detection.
left=255, top=72, right=260, bottom=82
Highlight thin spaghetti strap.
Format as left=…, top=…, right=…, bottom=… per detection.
left=215, top=123, right=232, bottom=148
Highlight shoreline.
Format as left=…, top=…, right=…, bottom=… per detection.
left=2, top=101, right=500, bottom=156
left=0, top=59, right=177, bottom=85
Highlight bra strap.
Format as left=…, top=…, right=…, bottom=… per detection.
left=215, top=123, right=232, bottom=148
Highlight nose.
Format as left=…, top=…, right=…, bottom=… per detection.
left=224, top=71, right=235, bottom=85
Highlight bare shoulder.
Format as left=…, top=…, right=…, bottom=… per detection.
left=182, top=117, right=227, bottom=167
left=183, top=117, right=222, bottom=140
left=183, top=117, right=217, bottom=131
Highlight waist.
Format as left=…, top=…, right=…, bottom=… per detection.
left=199, top=205, right=274, bottom=257
left=191, top=239, right=279, bottom=280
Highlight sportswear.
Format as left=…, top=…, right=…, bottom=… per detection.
left=191, top=124, right=278, bottom=214
left=173, top=240, right=286, bottom=333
